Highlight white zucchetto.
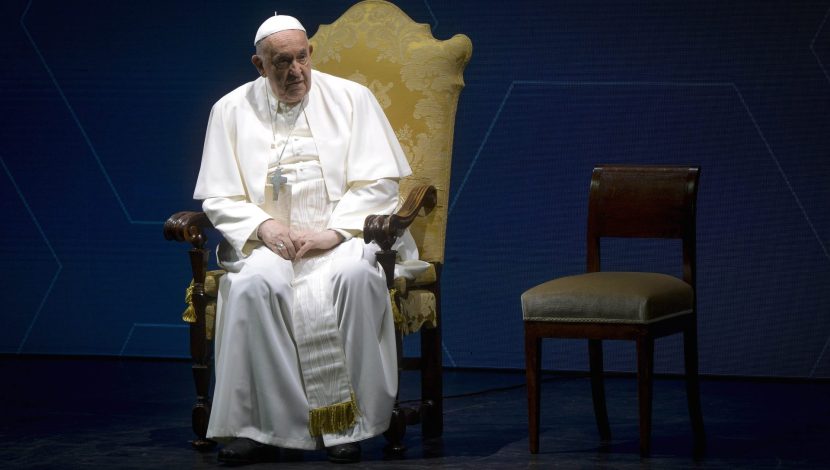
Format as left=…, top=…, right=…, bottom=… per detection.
left=254, top=15, right=306, bottom=46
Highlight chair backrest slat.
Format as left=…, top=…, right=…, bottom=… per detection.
left=586, top=165, right=700, bottom=286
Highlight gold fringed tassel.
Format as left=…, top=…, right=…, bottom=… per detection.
left=308, top=392, right=361, bottom=437
left=182, top=283, right=196, bottom=323
left=389, top=288, right=405, bottom=330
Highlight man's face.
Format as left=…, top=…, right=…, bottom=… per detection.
left=253, top=30, right=313, bottom=105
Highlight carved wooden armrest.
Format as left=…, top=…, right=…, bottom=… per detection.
left=364, top=184, right=437, bottom=251
left=364, top=185, right=437, bottom=288
left=164, top=211, right=214, bottom=250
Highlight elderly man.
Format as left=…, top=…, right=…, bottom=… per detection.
left=193, top=14, right=413, bottom=464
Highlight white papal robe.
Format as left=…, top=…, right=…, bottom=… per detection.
left=193, top=71, right=415, bottom=449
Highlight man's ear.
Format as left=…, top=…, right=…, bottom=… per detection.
left=252, top=54, right=265, bottom=77
left=308, top=44, right=314, bottom=56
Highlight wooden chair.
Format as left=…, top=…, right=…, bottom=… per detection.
left=163, top=0, right=472, bottom=453
left=521, top=165, right=705, bottom=457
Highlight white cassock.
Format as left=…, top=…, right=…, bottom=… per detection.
left=192, top=71, right=422, bottom=450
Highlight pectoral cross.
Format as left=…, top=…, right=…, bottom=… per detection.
left=270, top=167, right=287, bottom=201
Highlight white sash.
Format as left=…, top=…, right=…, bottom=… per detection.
left=263, top=161, right=359, bottom=436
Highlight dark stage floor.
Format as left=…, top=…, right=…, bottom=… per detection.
left=0, top=356, right=828, bottom=469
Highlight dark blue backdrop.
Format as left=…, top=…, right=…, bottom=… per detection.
left=2, top=0, right=829, bottom=378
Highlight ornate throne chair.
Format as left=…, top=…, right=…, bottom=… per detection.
left=164, top=0, right=472, bottom=452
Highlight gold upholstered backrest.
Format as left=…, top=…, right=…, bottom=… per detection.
left=310, top=0, right=472, bottom=264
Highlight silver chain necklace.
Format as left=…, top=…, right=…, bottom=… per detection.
left=265, top=80, right=306, bottom=200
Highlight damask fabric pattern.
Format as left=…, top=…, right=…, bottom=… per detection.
left=391, top=265, right=439, bottom=334
left=311, top=0, right=472, bottom=264
left=394, top=289, right=438, bottom=335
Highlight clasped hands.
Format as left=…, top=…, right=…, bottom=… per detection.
left=257, top=219, right=343, bottom=260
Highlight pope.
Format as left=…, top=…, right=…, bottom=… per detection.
left=193, top=14, right=416, bottom=465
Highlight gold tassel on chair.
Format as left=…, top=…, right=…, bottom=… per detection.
left=181, top=280, right=218, bottom=339
left=182, top=283, right=196, bottom=323
left=307, top=392, right=361, bottom=436
left=389, top=288, right=405, bottom=330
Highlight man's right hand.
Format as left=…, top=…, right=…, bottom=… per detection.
left=257, top=219, right=296, bottom=260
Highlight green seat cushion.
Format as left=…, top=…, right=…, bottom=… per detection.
left=522, top=272, right=693, bottom=324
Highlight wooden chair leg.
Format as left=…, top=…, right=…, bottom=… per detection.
left=524, top=328, right=542, bottom=454
left=636, top=337, right=654, bottom=457
left=684, top=324, right=706, bottom=456
left=384, top=406, right=407, bottom=453
left=186, top=247, right=215, bottom=450
left=588, top=339, right=612, bottom=442
left=189, top=322, right=215, bottom=450
left=421, top=323, right=443, bottom=438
